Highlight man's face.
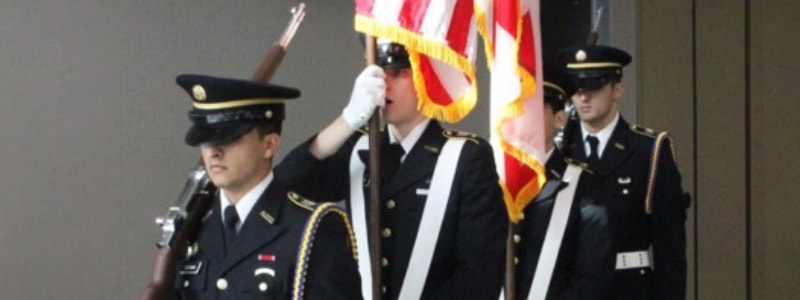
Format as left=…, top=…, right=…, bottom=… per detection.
left=382, top=68, right=427, bottom=131
left=200, top=128, right=278, bottom=196
left=571, top=81, right=623, bottom=129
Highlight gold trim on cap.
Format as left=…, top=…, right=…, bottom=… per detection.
left=543, top=81, right=566, bottom=96
left=192, top=98, right=285, bottom=110
left=567, top=62, right=622, bottom=69
left=192, top=85, right=207, bottom=101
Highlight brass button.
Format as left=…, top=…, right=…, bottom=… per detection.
left=216, top=278, right=228, bottom=290
left=382, top=257, right=389, bottom=267
left=183, top=280, right=190, bottom=288
left=622, top=189, right=629, bottom=195
left=382, top=228, right=392, bottom=238
left=259, top=282, right=268, bottom=292
left=386, top=199, right=396, bottom=209
left=513, top=234, right=521, bottom=244
left=382, top=286, right=387, bottom=294
left=514, top=257, right=519, bottom=265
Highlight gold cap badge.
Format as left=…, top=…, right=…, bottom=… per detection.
left=192, top=85, right=207, bottom=101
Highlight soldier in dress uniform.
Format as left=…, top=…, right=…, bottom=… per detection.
left=558, top=45, right=690, bottom=300
left=514, top=66, right=613, bottom=300
left=542, top=64, right=571, bottom=180
left=276, top=39, right=507, bottom=299
left=173, top=74, right=361, bottom=300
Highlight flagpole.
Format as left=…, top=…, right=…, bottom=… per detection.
left=505, top=224, right=517, bottom=300
left=364, top=34, right=384, bottom=300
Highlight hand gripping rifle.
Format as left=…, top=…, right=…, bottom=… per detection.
left=139, top=4, right=306, bottom=300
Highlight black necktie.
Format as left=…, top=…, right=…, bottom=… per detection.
left=223, top=205, right=240, bottom=255
left=385, top=143, right=405, bottom=181
left=586, top=136, right=600, bottom=164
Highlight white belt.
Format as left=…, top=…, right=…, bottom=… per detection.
left=615, top=251, right=651, bottom=270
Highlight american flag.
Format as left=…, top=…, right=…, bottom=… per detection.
left=354, top=0, right=479, bottom=123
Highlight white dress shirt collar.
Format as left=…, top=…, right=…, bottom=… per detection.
left=388, top=119, right=430, bottom=162
left=219, top=172, right=274, bottom=232
left=581, top=113, right=620, bottom=158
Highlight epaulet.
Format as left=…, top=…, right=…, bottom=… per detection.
left=287, top=191, right=317, bottom=211
left=630, top=124, right=659, bottom=139
left=564, top=158, right=594, bottom=175
left=442, top=129, right=479, bottom=144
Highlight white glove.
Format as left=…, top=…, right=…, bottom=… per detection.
left=342, top=65, right=386, bottom=129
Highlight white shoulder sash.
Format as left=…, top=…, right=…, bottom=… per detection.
left=348, top=135, right=467, bottom=300
left=526, top=164, right=582, bottom=300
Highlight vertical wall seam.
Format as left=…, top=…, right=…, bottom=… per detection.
left=690, top=0, right=699, bottom=299
left=744, top=0, right=753, bottom=299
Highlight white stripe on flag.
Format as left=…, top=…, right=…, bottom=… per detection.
left=373, top=0, right=404, bottom=24
left=419, top=0, right=456, bottom=41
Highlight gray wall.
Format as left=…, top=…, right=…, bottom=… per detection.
left=638, top=1, right=800, bottom=299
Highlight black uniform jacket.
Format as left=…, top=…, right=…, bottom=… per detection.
left=565, top=117, right=689, bottom=300
left=175, top=177, right=361, bottom=300
left=277, top=121, right=507, bottom=300
left=515, top=155, right=613, bottom=300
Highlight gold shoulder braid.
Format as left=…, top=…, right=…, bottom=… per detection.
left=442, top=129, right=479, bottom=144
left=287, top=191, right=317, bottom=211
left=644, top=131, right=675, bottom=214
left=292, top=203, right=357, bottom=300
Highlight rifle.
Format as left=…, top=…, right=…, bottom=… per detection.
left=139, top=4, right=306, bottom=299
left=585, top=7, right=604, bottom=46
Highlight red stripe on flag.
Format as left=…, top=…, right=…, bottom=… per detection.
left=495, top=0, right=518, bottom=37
left=504, top=153, right=535, bottom=199
left=419, top=57, right=454, bottom=106
left=399, top=0, right=432, bottom=31
left=446, top=0, right=473, bottom=53
left=355, top=0, right=376, bottom=16
left=519, top=11, right=537, bottom=73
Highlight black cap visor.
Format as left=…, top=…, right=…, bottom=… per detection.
left=185, top=123, right=255, bottom=147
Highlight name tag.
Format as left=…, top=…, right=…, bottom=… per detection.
left=416, top=188, right=429, bottom=195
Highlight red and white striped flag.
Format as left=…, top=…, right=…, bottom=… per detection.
left=478, top=0, right=545, bottom=223
left=355, top=0, right=478, bottom=123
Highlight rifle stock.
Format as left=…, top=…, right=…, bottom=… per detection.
left=139, top=4, right=306, bottom=299
left=586, top=7, right=603, bottom=46
left=140, top=192, right=213, bottom=300
left=252, top=45, right=287, bottom=82
left=585, top=32, right=598, bottom=47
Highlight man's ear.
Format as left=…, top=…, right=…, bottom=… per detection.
left=554, top=110, right=567, bottom=129
left=262, top=133, right=281, bottom=159
left=613, top=82, right=626, bottom=99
